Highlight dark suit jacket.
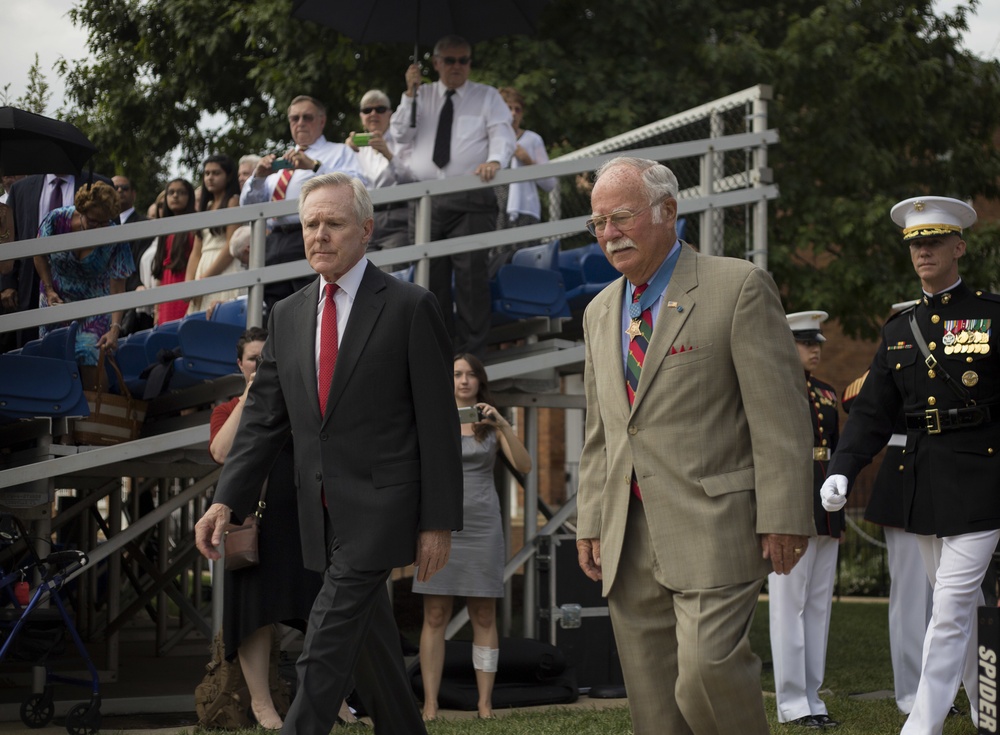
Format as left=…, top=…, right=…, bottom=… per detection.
left=121, top=209, right=151, bottom=292
left=212, top=262, right=464, bottom=572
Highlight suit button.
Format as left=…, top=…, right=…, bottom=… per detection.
left=931, top=315, right=941, bottom=324
left=625, top=475, right=631, bottom=484
left=898, top=465, right=904, bottom=471
left=928, top=397, right=936, bottom=406
left=990, top=448, right=995, bottom=455
left=628, top=425, right=638, bottom=435
left=320, top=432, right=328, bottom=441
left=314, top=472, right=322, bottom=482
left=896, top=363, right=902, bottom=370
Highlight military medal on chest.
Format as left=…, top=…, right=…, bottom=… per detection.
left=626, top=319, right=643, bottom=341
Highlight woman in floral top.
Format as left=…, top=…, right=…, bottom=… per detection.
left=34, top=181, right=134, bottom=389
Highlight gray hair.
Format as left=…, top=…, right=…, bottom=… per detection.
left=595, top=157, right=679, bottom=204
left=298, top=173, right=373, bottom=225
left=360, top=89, right=391, bottom=110
left=434, top=35, right=470, bottom=56
left=239, top=154, right=261, bottom=168
left=229, top=224, right=252, bottom=259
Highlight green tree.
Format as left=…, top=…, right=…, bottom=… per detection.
left=14, top=53, right=51, bottom=114
left=62, top=0, right=1000, bottom=335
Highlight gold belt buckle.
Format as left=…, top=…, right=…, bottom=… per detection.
left=812, top=447, right=830, bottom=461
left=925, top=408, right=941, bottom=435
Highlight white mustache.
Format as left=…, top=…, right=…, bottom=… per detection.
left=605, top=237, right=638, bottom=254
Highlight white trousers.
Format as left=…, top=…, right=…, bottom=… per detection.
left=901, top=530, right=998, bottom=735
left=885, top=527, right=933, bottom=714
left=769, top=535, right=839, bottom=722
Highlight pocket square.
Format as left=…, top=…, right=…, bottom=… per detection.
left=669, top=344, right=697, bottom=355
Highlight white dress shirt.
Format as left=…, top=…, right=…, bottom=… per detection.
left=120, top=206, right=136, bottom=225
left=390, top=80, right=515, bottom=181
left=507, top=129, right=556, bottom=219
left=241, top=135, right=367, bottom=227
left=38, top=174, right=76, bottom=226
left=357, top=131, right=417, bottom=190
left=314, top=256, right=368, bottom=380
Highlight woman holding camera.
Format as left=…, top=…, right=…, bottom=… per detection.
left=413, top=353, right=532, bottom=721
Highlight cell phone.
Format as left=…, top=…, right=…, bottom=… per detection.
left=354, top=133, right=372, bottom=146
left=272, top=158, right=294, bottom=170
left=458, top=406, right=480, bottom=424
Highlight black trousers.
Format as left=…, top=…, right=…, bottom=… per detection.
left=282, top=532, right=425, bottom=735
left=412, top=189, right=497, bottom=357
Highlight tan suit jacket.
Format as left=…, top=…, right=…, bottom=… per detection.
left=577, top=245, right=814, bottom=594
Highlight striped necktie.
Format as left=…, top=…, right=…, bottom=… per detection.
left=627, top=283, right=652, bottom=499
left=272, top=147, right=306, bottom=201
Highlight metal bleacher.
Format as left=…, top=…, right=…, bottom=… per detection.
left=0, top=85, right=777, bottom=706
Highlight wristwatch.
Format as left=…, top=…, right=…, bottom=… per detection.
left=311, top=160, right=320, bottom=173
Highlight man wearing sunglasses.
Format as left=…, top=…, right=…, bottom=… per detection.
left=241, top=95, right=365, bottom=310
left=348, top=89, right=416, bottom=255
left=390, top=35, right=515, bottom=356
left=576, top=157, right=813, bottom=735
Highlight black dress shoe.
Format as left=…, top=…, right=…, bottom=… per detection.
left=947, top=704, right=962, bottom=717
left=788, top=716, right=822, bottom=728
left=813, top=714, right=840, bottom=728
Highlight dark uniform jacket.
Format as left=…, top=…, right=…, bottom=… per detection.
left=830, top=282, right=1000, bottom=537
left=806, top=373, right=844, bottom=537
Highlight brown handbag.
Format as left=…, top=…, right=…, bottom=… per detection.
left=223, top=482, right=268, bottom=571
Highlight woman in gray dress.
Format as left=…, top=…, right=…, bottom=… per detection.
left=414, top=353, right=532, bottom=720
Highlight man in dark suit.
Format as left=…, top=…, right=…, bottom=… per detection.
left=1, top=172, right=111, bottom=350
left=113, top=175, right=154, bottom=334
left=195, top=172, right=464, bottom=734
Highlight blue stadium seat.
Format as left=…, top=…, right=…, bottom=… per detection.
left=558, top=242, right=603, bottom=291
left=0, top=354, right=89, bottom=421
left=22, top=322, right=79, bottom=361
left=491, top=265, right=570, bottom=324
left=563, top=247, right=620, bottom=311
left=511, top=240, right=560, bottom=271
left=168, top=319, right=244, bottom=389
left=211, top=297, right=248, bottom=327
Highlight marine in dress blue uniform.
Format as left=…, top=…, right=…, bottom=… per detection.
left=770, top=311, right=843, bottom=729
left=821, top=197, right=995, bottom=735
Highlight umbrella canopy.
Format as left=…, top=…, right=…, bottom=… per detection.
left=291, top=0, right=550, bottom=46
left=0, top=107, right=97, bottom=177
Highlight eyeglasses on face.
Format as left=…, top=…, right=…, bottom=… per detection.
left=246, top=355, right=264, bottom=365
left=585, top=196, right=669, bottom=237
left=114, top=184, right=131, bottom=192
left=288, top=113, right=317, bottom=124
left=438, top=55, right=471, bottom=66
left=360, top=106, right=388, bottom=115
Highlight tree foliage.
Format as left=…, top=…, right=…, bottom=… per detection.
left=61, top=0, right=1000, bottom=336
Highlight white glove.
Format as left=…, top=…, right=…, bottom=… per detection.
left=820, top=474, right=848, bottom=512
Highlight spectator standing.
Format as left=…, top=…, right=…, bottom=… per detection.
left=209, top=327, right=326, bottom=730
left=821, top=196, right=995, bottom=735
left=33, top=181, right=134, bottom=389
left=575, top=157, right=813, bottom=735
left=238, top=154, right=261, bottom=191
left=240, top=95, right=365, bottom=310
left=151, top=178, right=197, bottom=324
left=768, top=310, right=843, bottom=728
left=114, top=174, right=155, bottom=335
left=390, top=35, right=515, bottom=356
left=2, top=172, right=112, bottom=350
left=414, top=353, right=531, bottom=721
left=188, top=154, right=245, bottom=313
left=490, top=87, right=556, bottom=273
left=348, top=89, right=416, bottom=255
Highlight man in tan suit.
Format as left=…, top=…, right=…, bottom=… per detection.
left=576, top=157, right=815, bottom=735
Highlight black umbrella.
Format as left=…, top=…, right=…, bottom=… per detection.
left=292, top=0, right=550, bottom=46
left=292, top=0, right=551, bottom=124
left=0, top=107, right=97, bottom=177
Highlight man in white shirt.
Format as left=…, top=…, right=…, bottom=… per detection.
left=241, top=95, right=366, bottom=309
left=113, top=174, right=155, bottom=333
left=390, top=35, right=515, bottom=356
left=348, top=89, right=416, bottom=256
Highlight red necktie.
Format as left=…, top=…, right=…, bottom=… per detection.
left=318, top=283, right=339, bottom=415
left=627, top=283, right=652, bottom=500
left=271, top=168, right=294, bottom=201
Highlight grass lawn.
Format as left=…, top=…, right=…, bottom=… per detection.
left=189, top=599, right=978, bottom=735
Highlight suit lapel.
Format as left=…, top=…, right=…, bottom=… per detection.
left=321, top=262, right=386, bottom=425
left=631, top=245, right=698, bottom=411
left=294, top=280, right=322, bottom=420
left=593, top=279, right=632, bottom=422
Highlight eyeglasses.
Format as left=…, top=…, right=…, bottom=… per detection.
left=438, top=55, right=471, bottom=66
left=247, top=355, right=264, bottom=365
left=585, top=196, right=669, bottom=237
left=288, top=113, right=317, bottom=124
left=360, top=106, right=388, bottom=114
left=114, top=184, right=131, bottom=192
